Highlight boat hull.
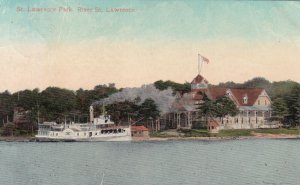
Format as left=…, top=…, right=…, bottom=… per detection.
left=36, top=135, right=132, bottom=142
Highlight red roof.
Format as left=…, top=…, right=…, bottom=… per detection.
left=207, top=87, right=264, bottom=106
left=191, top=74, right=208, bottom=84
left=230, top=88, right=264, bottom=106
left=131, top=126, right=149, bottom=132
left=207, top=87, right=228, bottom=100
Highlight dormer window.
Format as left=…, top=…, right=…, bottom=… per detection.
left=226, top=90, right=231, bottom=96
left=243, top=95, right=248, bottom=104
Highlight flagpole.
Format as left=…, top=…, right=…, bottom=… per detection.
left=198, top=53, right=203, bottom=75
left=200, top=54, right=203, bottom=74
left=198, top=54, right=200, bottom=75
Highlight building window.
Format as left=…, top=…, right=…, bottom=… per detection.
left=258, top=100, right=260, bottom=105
left=265, top=100, right=267, bottom=105
left=243, top=95, right=248, bottom=104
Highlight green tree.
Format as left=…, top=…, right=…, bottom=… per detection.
left=139, top=98, right=160, bottom=119
left=217, top=81, right=242, bottom=88
left=269, top=80, right=299, bottom=99
left=271, top=98, right=289, bottom=124
left=197, top=94, right=239, bottom=127
left=215, top=95, right=239, bottom=123
left=12, top=89, right=40, bottom=110
left=285, top=86, right=300, bottom=126
left=75, top=84, right=117, bottom=115
left=40, top=87, right=76, bottom=121
left=0, top=90, right=14, bottom=125
left=197, top=94, right=218, bottom=118
left=106, top=101, right=139, bottom=124
left=154, top=80, right=191, bottom=94
left=2, top=123, right=15, bottom=136
left=242, top=77, right=271, bottom=89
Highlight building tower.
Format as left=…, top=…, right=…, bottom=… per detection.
left=191, top=74, right=209, bottom=93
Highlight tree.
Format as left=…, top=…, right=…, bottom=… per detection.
left=106, top=101, right=139, bottom=124
left=243, top=77, right=271, bottom=89
left=215, top=96, right=239, bottom=123
left=12, top=89, right=40, bottom=110
left=197, top=94, right=218, bottom=119
left=196, top=93, right=218, bottom=129
left=40, top=87, right=76, bottom=121
left=269, top=80, right=300, bottom=99
left=154, top=80, right=191, bottom=94
left=197, top=94, right=239, bottom=127
left=2, top=123, right=15, bottom=136
left=217, top=81, right=242, bottom=88
left=75, top=84, right=118, bottom=115
left=139, top=98, right=160, bottom=119
left=0, top=90, right=14, bottom=125
left=271, top=98, right=289, bottom=125
left=285, top=86, right=300, bottom=127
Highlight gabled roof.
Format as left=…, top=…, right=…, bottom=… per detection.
left=230, top=88, right=264, bottom=106
left=206, top=87, right=265, bottom=106
left=207, top=87, right=228, bottom=100
left=191, top=74, right=208, bottom=84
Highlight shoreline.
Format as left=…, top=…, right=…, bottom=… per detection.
left=133, top=133, right=300, bottom=142
left=1, top=133, right=300, bottom=142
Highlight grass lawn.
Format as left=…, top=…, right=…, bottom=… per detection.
left=150, top=129, right=209, bottom=137
left=150, top=131, right=173, bottom=138
left=180, top=129, right=209, bottom=137
left=216, top=129, right=253, bottom=137
left=150, top=128, right=300, bottom=138
left=253, top=128, right=300, bottom=135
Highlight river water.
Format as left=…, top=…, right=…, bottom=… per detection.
left=0, top=139, right=299, bottom=185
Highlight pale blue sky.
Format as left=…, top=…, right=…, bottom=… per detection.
left=1, top=1, right=300, bottom=44
left=0, top=1, right=300, bottom=91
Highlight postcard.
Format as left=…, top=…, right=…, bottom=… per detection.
left=0, top=1, right=299, bottom=185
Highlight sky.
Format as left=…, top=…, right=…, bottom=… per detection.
left=0, top=0, right=300, bottom=92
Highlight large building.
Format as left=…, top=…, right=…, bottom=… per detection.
left=166, top=74, right=277, bottom=131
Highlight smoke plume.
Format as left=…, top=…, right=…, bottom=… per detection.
left=92, top=84, right=175, bottom=114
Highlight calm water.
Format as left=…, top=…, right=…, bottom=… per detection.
left=0, top=139, right=300, bottom=185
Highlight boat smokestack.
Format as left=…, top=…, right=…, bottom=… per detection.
left=89, top=106, right=94, bottom=123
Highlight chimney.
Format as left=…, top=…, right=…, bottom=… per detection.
left=89, top=106, right=94, bottom=123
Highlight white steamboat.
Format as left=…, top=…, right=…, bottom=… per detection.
left=35, top=106, right=131, bottom=141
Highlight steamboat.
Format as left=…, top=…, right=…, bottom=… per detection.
left=35, top=106, right=132, bottom=141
